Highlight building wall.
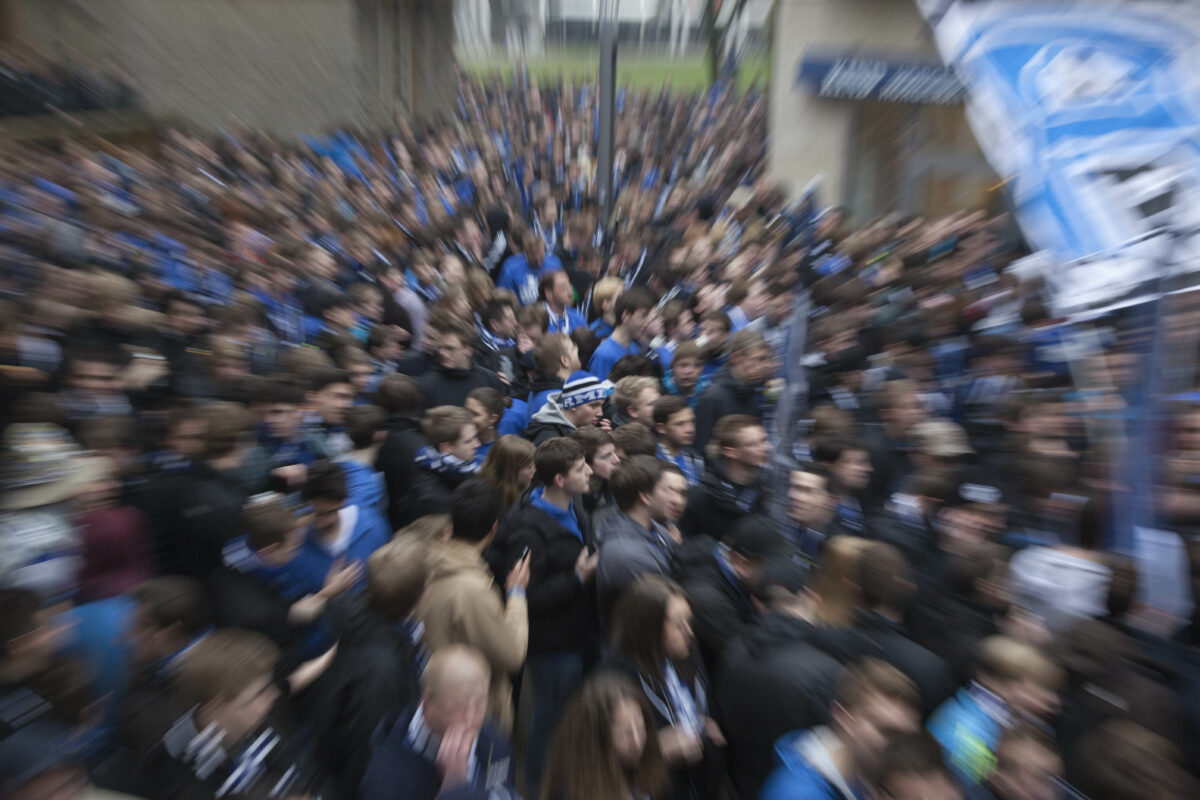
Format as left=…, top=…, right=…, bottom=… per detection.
left=14, top=0, right=454, bottom=137
left=769, top=0, right=938, bottom=208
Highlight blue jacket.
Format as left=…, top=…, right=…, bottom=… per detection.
left=760, top=728, right=865, bottom=800
left=927, top=684, right=1008, bottom=785
left=588, top=336, right=642, bottom=381
left=285, top=504, right=390, bottom=597
left=338, top=459, right=387, bottom=518
left=359, top=704, right=518, bottom=800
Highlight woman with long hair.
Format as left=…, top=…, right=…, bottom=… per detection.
left=608, top=576, right=731, bottom=800
left=479, top=434, right=536, bottom=509
left=466, top=386, right=507, bottom=462
left=541, top=672, right=669, bottom=800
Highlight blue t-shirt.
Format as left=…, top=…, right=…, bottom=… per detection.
left=497, top=253, right=563, bottom=305
left=588, top=336, right=642, bottom=381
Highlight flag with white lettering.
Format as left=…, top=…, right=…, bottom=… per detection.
left=918, top=0, right=1200, bottom=312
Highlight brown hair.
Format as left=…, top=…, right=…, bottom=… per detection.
left=534, top=333, right=574, bottom=376
left=859, top=542, right=915, bottom=611
left=203, top=402, right=252, bottom=459
left=671, top=340, right=703, bottom=366
left=375, top=373, right=423, bottom=417
left=810, top=536, right=873, bottom=627
left=835, top=657, right=919, bottom=716
left=540, top=672, right=669, bottom=800
left=611, top=576, right=691, bottom=681
left=611, top=455, right=667, bottom=512
left=534, top=437, right=586, bottom=486
left=569, top=426, right=614, bottom=465
left=479, top=435, right=536, bottom=508
left=1073, top=719, right=1197, bottom=800
left=652, top=394, right=690, bottom=426
left=173, top=628, right=280, bottom=706
left=243, top=495, right=299, bottom=551
left=713, top=414, right=762, bottom=453
left=422, top=405, right=475, bottom=448
left=612, top=421, right=657, bottom=458
left=366, top=537, right=428, bottom=620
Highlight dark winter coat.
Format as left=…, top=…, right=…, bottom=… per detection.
left=376, top=414, right=426, bottom=531
left=486, top=488, right=598, bottom=655
left=672, top=537, right=760, bottom=673
left=359, top=703, right=518, bottom=800
left=418, top=362, right=503, bottom=410
left=693, top=365, right=763, bottom=450
left=679, top=459, right=773, bottom=541
left=311, top=592, right=421, bottom=799
left=714, top=612, right=843, bottom=799
left=141, top=460, right=246, bottom=579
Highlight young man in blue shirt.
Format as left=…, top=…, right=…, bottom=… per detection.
left=287, top=460, right=390, bottom=598
left=498, top=234, right=562, bottom=306
left=588, top=286, right=656, bottom=380
left=540, top=269, right=587, bottom=334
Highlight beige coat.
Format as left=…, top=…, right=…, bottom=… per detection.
left=416, top=538, right=528, bottom=731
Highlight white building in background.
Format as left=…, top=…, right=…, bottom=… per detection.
left=456, top=0, right=772, bottom=57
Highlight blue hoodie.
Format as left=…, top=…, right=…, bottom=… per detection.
left=529, top=487, right=582, bottom=542
left=337, top=459, right=387, bottom=518
left=760, top=728, right=865, bottom=800
left=285, top=504, right=390, bottom=597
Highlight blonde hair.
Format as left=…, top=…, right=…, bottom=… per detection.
left=592, top=277, right=624, bottom=312
left=976, top=636, right=1062, bottom=687
left=611, top=376, right=659, bottom=417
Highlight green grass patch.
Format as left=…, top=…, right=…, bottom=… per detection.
left=461, top=48, right=769, bottom=94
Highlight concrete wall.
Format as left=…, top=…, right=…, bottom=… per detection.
left=769, top=0, right=936, bottom=205
left=14, top=0, right=455, bottom=137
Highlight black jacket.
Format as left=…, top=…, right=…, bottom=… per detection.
left=487, top=489, right=599, bottom=654
left=125, top=710, right=326, bottom=800
left=861, top=423, right=912, bottom=513
left=679, top=459, right=773, bottom=541
left=418, top=362, right=503, bottom=410
left=206, top=565, right=310, bottom=678
left=846, top=610, right=954, bottom=716
left=403, top=457, right=476, bottom=526
left=312, top=592, right=422, bottom=799
left=908, top=586, right=1000, bottom=686
left=376, top=414, right=426, bottom=531
left=672, top=537, right=759, bottom=673
left=714, top=611, right=843, bottom=799
left=693, top=365, right=763, bottom=450
left=141, top=461, right=246, bottom=579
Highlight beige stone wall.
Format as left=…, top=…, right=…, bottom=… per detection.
left=15, top=0, right=455, bottom=137
left=768, top=0, right=936, bottom=204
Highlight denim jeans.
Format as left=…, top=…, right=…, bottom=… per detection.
left=524, top=649, right=586, bottom=798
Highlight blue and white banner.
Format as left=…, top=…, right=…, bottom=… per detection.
left=918, top=0, right=1200, bottom=312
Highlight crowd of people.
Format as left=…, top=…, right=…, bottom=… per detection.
left=0, top=46, right=138, bottom=118
left=0, top=69, right=1199, bottom=800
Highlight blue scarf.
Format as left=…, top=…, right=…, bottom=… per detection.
left=415, top=446, right=480, bottom=479
left=476, top=314, right=515, bottom=352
